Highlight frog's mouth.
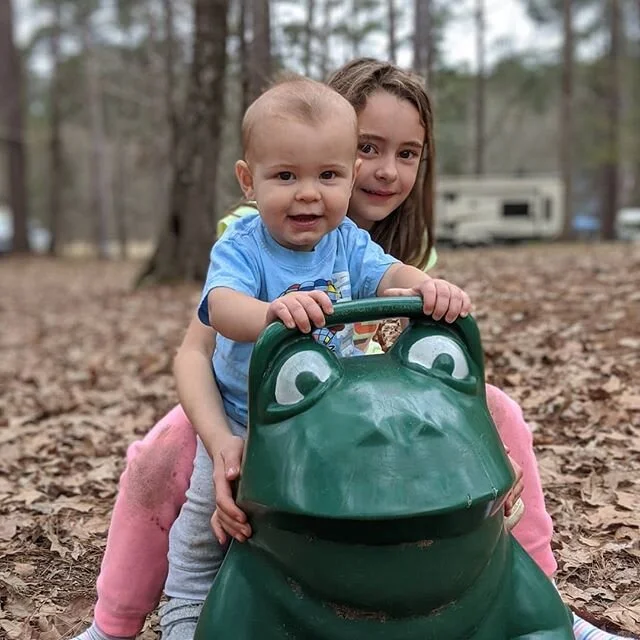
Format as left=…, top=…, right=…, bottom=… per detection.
left=247, top=496, right=505, bottom=545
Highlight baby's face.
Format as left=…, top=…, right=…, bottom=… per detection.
left=240, top=116, right=358, bottom=251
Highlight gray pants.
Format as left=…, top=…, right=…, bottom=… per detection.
left=161, top=417, right=246, bottom=639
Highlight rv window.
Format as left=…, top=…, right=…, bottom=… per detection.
left=502, top=202, right=530, bottom=217
left=544, top=198, right=553, bottom=220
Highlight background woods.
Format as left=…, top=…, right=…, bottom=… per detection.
left=1, top=0, right=640, bottom=278
left=1, top=1, right=639, bottom=638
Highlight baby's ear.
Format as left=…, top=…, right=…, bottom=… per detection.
left=235, top=160, right=255, bottom=198
left=352, top=158, right=363, bottom=188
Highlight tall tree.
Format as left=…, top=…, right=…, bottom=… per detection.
left=413, top=0, right=433, bottom=84
left=161, top=0, right=179, bottom=166
left=319, top=0, right=333, bottom=78
left=303, top=0, right=316, bottom=75
left=387, top=0, right=397, bottom=63
left=249, top=0, right=271, bottom=102
left=474, top=0, right=486, bottom=175
left=48, top=0, right=63, bottom=254
left=138, top=0, right=230, bottom=283
left=239, top=0, right=250, bottom=113
left=601, top=0, right=621, bottom=239
left=560, top=0, right=574, bottom=237
left=0, top=0, right=30, bottom=252
left=523, top=0, right=600, bottom=234
left=78, top=4, right=113, bottom=258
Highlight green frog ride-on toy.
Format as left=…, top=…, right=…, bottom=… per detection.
left=194, top=298, right=573, bottom=639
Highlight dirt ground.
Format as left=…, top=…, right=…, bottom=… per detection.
left=1, top=242, right=639, bottom=639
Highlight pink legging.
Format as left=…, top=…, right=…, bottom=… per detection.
left=94, top=384, right=557, bottom=637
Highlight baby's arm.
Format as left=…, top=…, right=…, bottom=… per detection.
left=208, top=287, right=334, bottom=341
left=174, top=315, right=232, bottom=458
left=377, top=264, right=472, bottom=323
left=173, top=315, right=251, bottom=542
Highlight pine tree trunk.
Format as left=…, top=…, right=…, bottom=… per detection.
left=48, top=0, right=62, bottom=255
left=560, top=0, right=574, bottom=238
left=114, top=136, right=128, bottom=260
left=137, top=0, right=229, bottom=285
left=474, top=0, right=485, bottom=176
left=351, top=0, right=360, bottom=58
left=601, top=0, right=621, bottom=240
left=81, top=16, right=112, bottom=259
left=634, top=0, right=640, bottom=205
left=249, top=0, right=271, bottom=102
left=412, top=0, right=432, bottom=84
left=0, top=0, right=30, bottom=253
left=388, top=0, right=397, bottom=64
left=319, top=0, right=331, bottom=79
left=239, top=0, right=250, bottom=115
left=304, top=0, right=315, bottom=76
left=162, top=0, right=178, bottom=166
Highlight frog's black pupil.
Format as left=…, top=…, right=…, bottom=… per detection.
left=433, top=353, right=455, bottom=375
left=295, top=371, right=320, bottom=396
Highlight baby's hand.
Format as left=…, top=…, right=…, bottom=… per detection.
left=417, top=278, right=471, bottom=322
left=383, top=278, right=471, bottom=323
left=211, top=435, right=250, bottom=544
left=266, top=290, right=334, bottom=333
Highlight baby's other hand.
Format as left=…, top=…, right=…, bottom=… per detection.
left=415, top=278, right=471, bottom=323
left=212, top=435, right=250, bottom=544
left=266, top=290, right=334, bottom=333
left=382, top=278, right=471, bottom=323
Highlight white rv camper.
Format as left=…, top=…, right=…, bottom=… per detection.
left=435, top=175, right=565, bottom=245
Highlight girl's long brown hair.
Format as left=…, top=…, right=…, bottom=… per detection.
left=327, top=58, right=435, bottom=269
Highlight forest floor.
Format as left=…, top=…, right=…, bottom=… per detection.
left=1, top=242, right=639, bottom=639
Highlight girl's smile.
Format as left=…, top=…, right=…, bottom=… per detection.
left=348, top=90, right=425, bottom=230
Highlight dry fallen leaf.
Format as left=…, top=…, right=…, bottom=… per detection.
left=1, top=246, right=639, bottom=638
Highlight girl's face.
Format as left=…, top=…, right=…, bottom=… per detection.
left=348, top=90, right=425, bottom=230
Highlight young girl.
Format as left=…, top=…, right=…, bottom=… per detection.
left=74, top=59, right=626, bottom=640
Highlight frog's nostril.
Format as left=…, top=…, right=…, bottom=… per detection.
left=417, top=422, right=441, bottom=436
left=358, top=429, right=392, bottom=447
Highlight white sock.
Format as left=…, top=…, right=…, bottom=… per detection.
left=69, top=621, right=135, bottom=640
left=573, top=612, right=634, bottom=639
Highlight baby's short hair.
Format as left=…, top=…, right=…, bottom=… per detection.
left=242, top=74, right=358, bottom=161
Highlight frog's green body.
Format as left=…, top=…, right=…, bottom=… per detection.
left=194, top=299, right=573, bottom=639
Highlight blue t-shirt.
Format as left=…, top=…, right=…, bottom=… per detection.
left=198, top=214, right=399, bottom=424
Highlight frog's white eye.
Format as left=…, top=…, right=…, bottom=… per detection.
left=274, top=351, right=333, bottom=405
left=408, top=335, right=470, bottom=379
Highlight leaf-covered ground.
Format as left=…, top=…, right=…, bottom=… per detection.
left=1, top=243, right=639, bottom=639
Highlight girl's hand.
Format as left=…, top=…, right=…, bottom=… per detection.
left=211, top=435, right=251, bottom=544
left=504, top=449, right=525, bottom=516
left=266, top=290, right=334, bottom=333
left=383, top=278, right=472, bottom=323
